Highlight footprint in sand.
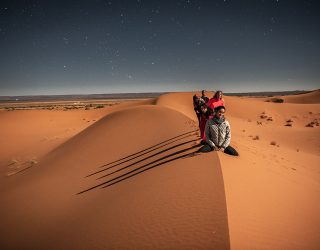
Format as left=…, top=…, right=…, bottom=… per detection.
left=6, top=158, right=38, bottom=176
left=285, top=119, right=294, bottom=127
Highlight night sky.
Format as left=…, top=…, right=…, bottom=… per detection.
left=0, top=0, right=319, bottom=95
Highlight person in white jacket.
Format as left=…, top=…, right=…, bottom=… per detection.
left=199, top=106, right=238, bottom=156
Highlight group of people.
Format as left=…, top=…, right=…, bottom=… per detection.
left=193, top=90, right=238, bottom=156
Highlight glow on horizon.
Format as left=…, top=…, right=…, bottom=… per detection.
left=0, top=80, right=317, bottom=96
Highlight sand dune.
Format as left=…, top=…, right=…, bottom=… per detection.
left=156, top=92, right=202, bottom=120
left=219, top=92, right=320, bottom=249
left=0, top=99, right=152, bottom=176
left=0, top=103, right=229, bottom=249
left=0, top=90, right=319, bottom=249
left=282, top=89, right=320, bottom=104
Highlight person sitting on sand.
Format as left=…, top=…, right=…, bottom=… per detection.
left=201, top=90, right=209, bottom=104
left=208, top=90, right=224, bottom=110
left=199, top=103, right=213, bottom=143
left=199, top=106, right=238, bottom=156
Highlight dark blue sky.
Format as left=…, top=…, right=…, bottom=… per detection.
left=0, top=0, right=319, bottom=95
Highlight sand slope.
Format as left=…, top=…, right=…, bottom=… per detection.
left=0, top=104, right=230, bottom=249
left=1, top=90, right=319, bottom=249
left=282, top=89, right=320, bottom=104
left=221, top=92, right=320, bottom=249
left=0, top=99, right=151, bottom=174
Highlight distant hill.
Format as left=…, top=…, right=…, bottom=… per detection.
left=0, top=92, right=167, bottom=103
left=224, top=90, right=309, bottom=97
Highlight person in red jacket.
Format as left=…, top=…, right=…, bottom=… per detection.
left=208, top=90, right=225, bottom=110
left=199, top=103, right=213, bottom=143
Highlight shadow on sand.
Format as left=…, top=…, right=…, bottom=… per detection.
left=78, top=130, right=201, bottom=194
left=77, top=129, right=231, bottom=249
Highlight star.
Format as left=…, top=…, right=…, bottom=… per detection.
left=63, top=37, right=69, bottom=45
left=154, top=9, right=160, bottom=14
left=140, top=46, right=147, bottom=51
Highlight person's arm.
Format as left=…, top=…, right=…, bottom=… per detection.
left=220, top=99, right=225, bottom=107
left=221, top=121, right=231, bottom=149
left=205, top=120, right=216, bottom=149
left=206, top=107, right=213, bottom=119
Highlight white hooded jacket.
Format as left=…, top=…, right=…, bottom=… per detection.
left=205, top=118, right=231, bottom=149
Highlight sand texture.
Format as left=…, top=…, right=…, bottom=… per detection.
left=0, top=90, right=319, bottom=249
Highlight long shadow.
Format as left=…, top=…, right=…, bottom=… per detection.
left=97, top=129, right=199, bottom=169
left=86, top=137, right=199, bottom=178
left=77, top=131, right=230, bottom=249
left=77, top=143, right=200, bottom=195
left=101, top=150, right=199, bottom=189
left=96, top=140, right=199, bottom=180
left=95, top=133, right=199, bottom=172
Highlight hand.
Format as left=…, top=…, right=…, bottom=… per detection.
left=219, top=147, right=225, bottom=152
left=214, top=147, right=220, bottom=151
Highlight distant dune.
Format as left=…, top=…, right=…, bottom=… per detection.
left=282, top=89, right=320, bottom=104
left=0, top=89, right=319, bottom=249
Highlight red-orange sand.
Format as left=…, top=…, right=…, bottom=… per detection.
left=0, top=90, right=319, bottom=249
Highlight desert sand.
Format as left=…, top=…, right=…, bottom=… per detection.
left=0, top=90, right=319, bottom=249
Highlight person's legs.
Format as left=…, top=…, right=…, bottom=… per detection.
left=198, top=144, right=212, bottom=152
left=197, top=114, right=201, bottom=127
left=199, top=117, right=207, bottom=141
left=224, top=146, right=239, bottom=156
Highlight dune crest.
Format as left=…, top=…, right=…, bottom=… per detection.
left=282, top=89, right=320, bottom=104
left=156, top=92, right=199, bottom=120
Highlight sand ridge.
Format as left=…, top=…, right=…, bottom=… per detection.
left=282, top=89, right=320, bottom=104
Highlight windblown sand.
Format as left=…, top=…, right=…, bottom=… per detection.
left=0, top=90, right=319, bottom=249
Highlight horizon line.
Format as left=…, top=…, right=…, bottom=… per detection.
left=0, top=89, right=318, bottom=98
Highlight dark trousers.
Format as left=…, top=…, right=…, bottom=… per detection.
left=196, top=113, right=201, bottom=127
left=223, top=146, right=239, bottom=156
left=198, top=144, right=239, bottom=156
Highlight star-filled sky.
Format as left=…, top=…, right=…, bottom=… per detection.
left=0, top=0, right=319, bottom=95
